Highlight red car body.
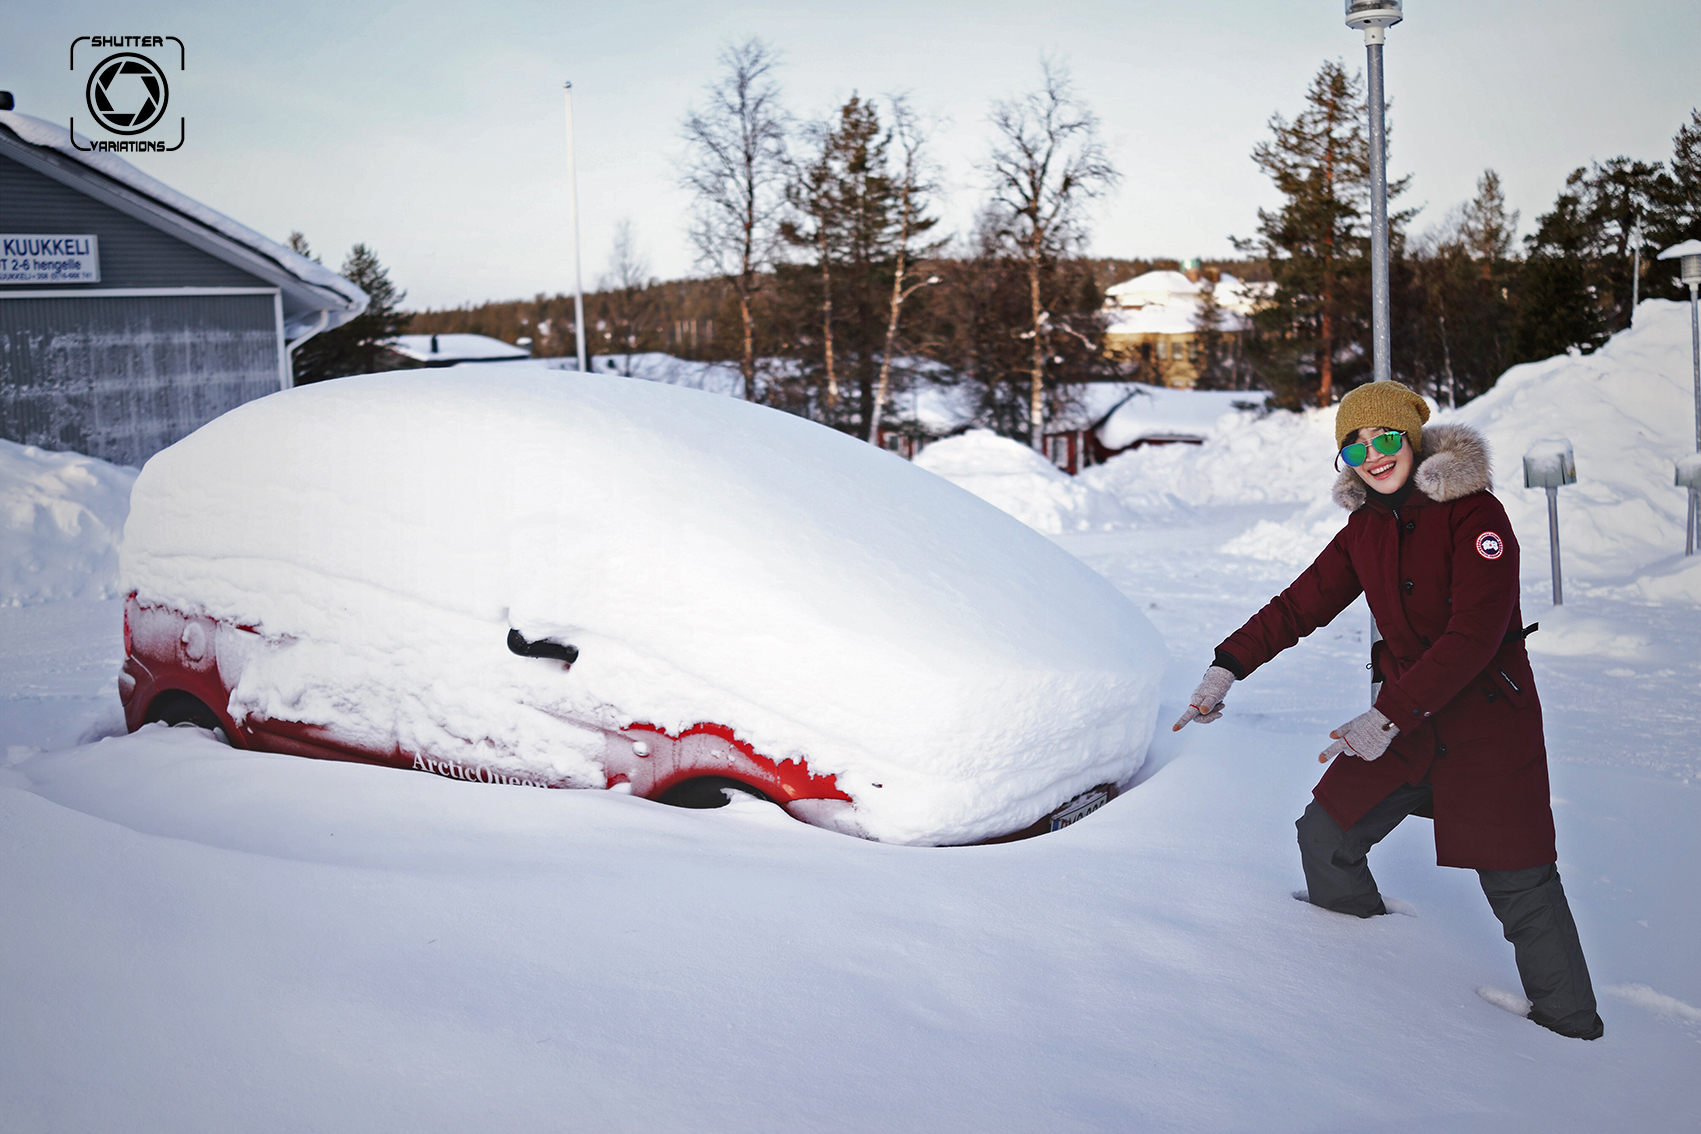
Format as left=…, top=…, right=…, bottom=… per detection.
left=120, top=595, right=1114, bottom=840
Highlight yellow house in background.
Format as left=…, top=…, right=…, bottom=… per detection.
left=1101, top=267, right=1268, bottom=388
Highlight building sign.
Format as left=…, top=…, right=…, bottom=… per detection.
left=0, top=235, right=101, bottom=284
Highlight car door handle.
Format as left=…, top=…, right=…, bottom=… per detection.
left=508, top=628, right=579, bottom=665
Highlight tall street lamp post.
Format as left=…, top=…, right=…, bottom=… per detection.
left=1345, top=0, right=1403, bottom=387
left=1628, top=215, right=1646, bottom=320
left=564, top=81, right=588, bottom=374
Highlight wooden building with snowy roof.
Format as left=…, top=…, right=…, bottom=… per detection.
left=0, top=102, right=366, bottom=466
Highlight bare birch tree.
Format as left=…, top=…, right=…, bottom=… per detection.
left=868, top=97, right=942, bottom=444
left=984, top=59, right=1119, bottom=448
left=680, top=39, right=788, bottom=401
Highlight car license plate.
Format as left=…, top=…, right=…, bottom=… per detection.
left=1049, top=788, right=1109, bottom=832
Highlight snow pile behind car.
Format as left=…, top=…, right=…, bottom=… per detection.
left=914, top=429, right=1131, bottom=534
left=1084, top=301, right=1701, bottom=592
left=0, top=439, right=137, bottom=607
left=1081, top=403, right=1340, bottom=512
left=120, top=368, right=1164, bottom=844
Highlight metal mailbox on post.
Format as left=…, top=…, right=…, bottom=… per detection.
left=1524, top=439, right=1576, bottom=605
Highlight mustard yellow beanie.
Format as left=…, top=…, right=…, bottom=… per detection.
left=1335, top=381, right=1431, bottom=453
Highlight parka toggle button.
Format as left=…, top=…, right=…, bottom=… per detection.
left=1404, top=520, right=1416, bottom=532
left=1402, top=579, right=1415, bottom=593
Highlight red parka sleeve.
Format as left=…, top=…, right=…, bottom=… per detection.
left=1215, top=521, right=1365, bottom=678
left=1372, top=493, right=1519, bottom=726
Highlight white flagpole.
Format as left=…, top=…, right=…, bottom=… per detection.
left=564, top=81, right=588, bottom=373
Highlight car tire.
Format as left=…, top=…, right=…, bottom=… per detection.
left=655, top=776, right=773, bottom=809
left=144, top=691, right=225, bottom=736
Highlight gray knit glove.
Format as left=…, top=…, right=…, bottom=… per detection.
left=1319, top=707, right=1400, bottom=763
left=1172, top=666, right=1236, bottom=731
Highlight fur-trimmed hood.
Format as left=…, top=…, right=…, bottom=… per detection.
left=1332, top=422, right=1492, bottom=511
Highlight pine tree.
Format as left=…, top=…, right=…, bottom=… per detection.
left=867, top=97, right=943, bottom=444
left=1514, top=173, right=1607, bottom=361
left=1400, top=170, right=1519, bottom=406
left=778, top=94, right=941, bottom=438
left=780, top=94, right=892, bottom=427
left=1241, top=60, right=1410, bottom=407
left=291, top=243, right=409, bottom=384
left=1642, top=108, right=1701, bottom=300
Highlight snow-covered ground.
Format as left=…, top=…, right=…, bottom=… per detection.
left=2, top=305, right=1698, bottom=1130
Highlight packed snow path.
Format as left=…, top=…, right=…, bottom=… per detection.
left=2, top=506, right=1696, bottom=1132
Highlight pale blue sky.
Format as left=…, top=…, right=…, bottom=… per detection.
left=7, top=1, right=1697, bottom=308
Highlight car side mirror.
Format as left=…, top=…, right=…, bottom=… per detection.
left=507, top=628, right=579, bottom=666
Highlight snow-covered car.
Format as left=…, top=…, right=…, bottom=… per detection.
left=118, top=368, right=1163, bottom=845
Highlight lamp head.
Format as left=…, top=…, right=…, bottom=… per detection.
left=1658, top=239, right=1701, bottom=288
left=1345, top=0, right=1403, bottom=43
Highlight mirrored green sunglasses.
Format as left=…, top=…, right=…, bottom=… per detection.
left=1340, top=430, right=1405, bottom=467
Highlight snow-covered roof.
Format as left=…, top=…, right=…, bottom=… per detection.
left=1104, top=271, right=1201, bottom=306
left=1102, top=270, right=1261, bottom=337
left=1657, top=239, right=1701, bottom=259
left=0, top=110, right=366, bottom=335
left=390, top=334, right=530, bottom=363
left=1104, top=304, right=1218, bottom=337
left=1096, top=384, right=1269, bottom=450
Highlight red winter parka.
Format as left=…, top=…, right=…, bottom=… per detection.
left=1215, top=423, right=1556, bottom=870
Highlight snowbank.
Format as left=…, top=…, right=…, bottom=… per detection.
left=1096, top=385, right=1270, bottom=450
left=913, top=429, right=1131, bottom=534
left=120, top=368, right=1163, bottom=845
left=1082, top=403, right=1340, bottom=512
left=0, top=440, right=137, bottom=607
left=1448, top=299, right=1699, bottom=581
left=569, top=352, right=746, bottom=397
left=1086, top=300, right=1701, bottom=585
left=1601, top=554, right=1701, bottom=605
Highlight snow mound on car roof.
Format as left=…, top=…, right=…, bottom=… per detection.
left=120, top=367, right=1163, bottom=844
left=914, top=429, right=1131, bottom=534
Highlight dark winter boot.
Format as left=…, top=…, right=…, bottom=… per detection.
left=1478, top=864, right=1603, bottom=1041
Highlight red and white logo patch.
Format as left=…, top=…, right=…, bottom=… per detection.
left=1476, top=531, right=1505, bottom=560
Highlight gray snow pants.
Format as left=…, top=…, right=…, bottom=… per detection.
left=1296, top=781, right=1603, bottom=1039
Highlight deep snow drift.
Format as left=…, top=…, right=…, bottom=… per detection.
left=121, top=367, right=1163, bottom=844
left=0, top=439, right=137, bottom=607
left=1, top=314, right=1697, bottom=1132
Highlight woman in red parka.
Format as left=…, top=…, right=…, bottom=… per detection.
left=1173, top=381, right=1603, bottom=1041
